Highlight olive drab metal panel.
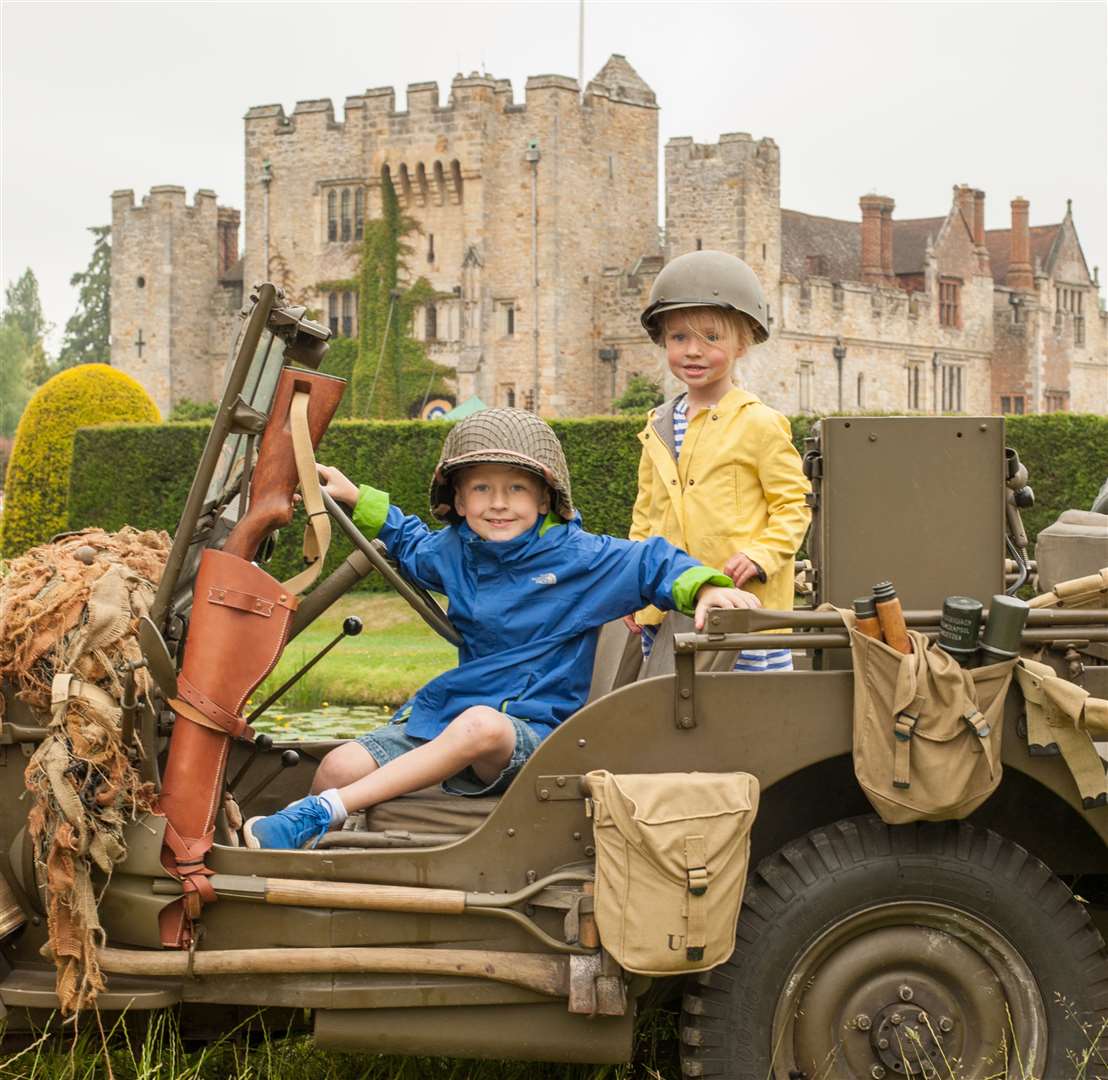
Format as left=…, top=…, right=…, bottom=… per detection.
left=812, top=417, right=1006, bottom=610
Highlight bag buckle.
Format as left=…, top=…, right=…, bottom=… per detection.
left=964, top=708, right=990, bottom=739
left=687, top=865, right=709, bottom=897
left=894, top=713, right=917, bottom=742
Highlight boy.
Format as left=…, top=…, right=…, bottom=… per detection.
left=626, top=249, right=811, bottom=671
left=245, top=408, right=758, bottom=849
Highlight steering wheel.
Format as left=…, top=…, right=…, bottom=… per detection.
left=321, top=489, right=461, bottom=647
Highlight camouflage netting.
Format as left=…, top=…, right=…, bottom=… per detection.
left=0, top=527, right=169, bottom=1014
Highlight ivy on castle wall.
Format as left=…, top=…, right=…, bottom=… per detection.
left=67, top=413, right=1107, bottom=587
left=2, top=364, right=160, bottom=557
left=318, top=173, right=452, bottom=420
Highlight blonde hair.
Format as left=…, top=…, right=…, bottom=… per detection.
left=661, top=307, right=755, bottom=357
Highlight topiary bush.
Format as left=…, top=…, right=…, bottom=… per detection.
left=1, top=363, right=160, bottom=557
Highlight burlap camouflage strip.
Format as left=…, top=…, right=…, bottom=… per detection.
left=2, top=527, right=169, bottom=1014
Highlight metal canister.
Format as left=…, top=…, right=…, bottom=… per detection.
left=938, top=596, right=983, bottom=662
left=979, top=595, right=1030, bottom=661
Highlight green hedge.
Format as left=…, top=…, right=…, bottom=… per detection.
left=68, top=414, right=1107, bottom=586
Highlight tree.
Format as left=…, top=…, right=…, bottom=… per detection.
left=0, top=323, right=32, bottom=439
left=2, top=268, right=49, bottom=347
left=320, top=174, right=451, bottom=419
left=613, top=374, right=664, bottom=415
left=56, top=225, right=111, bottom=370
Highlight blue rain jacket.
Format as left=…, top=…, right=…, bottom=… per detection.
left=353, top=488, right=730, bottom=741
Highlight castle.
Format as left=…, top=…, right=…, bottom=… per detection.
left=110, top=55, right=1107, bottom=417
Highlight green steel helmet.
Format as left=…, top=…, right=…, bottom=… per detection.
left=640, top=249, right=770, bottom=345
left=429, top=408, right=574, bottom=524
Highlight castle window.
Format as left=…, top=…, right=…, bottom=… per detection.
left=342, top=291, right=354, bottom=337
left=798, top=363, right=813, bottom=413
left=501, top=384, right=516, bottom=408
left=354, top=188, right=365, bottom=240
left=939, top=279, right=961, bottom=328
left=939, top=363, right=964, bottom=412
left=1000, top=394, right=1025, bottom=415
left=1044, top=390, right=1069, bottom=413
left=340, top=189, right=351, bottom=242
left=1075, top=315, right=1085, bottom=346
left=450, top=160, right=464, bottom=204
left=856, top=372, right=865, bottom=408
left=328, top=292, right=339, bottom=335
left=427, top=233, right=435, bottom=264
left=695, top=238, right=702, bottom=251
left=433, top=161, right=446, bottom=205
left=136, top=276, right=145, bottom=289
left=327, top=191, right=337, bottom=243
left=425, top=303, right=438, bottom=341
left=907, top=364, right=921, bottom=410
left=506, top=305, right=515, bottom=336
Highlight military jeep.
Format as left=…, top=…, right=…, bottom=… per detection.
left=0, top=283, right=1105, bottom=1080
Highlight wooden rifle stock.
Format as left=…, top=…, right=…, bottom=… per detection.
left=224, top=368, right=345, bottom=562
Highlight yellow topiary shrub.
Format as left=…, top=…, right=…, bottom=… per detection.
left=1, top=364, right=161, bottom=558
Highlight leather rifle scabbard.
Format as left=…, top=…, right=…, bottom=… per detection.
left=223, top=366, right=345, bottom=562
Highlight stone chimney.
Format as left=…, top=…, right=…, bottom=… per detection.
left=973, top=189, right=990, bottom=273
left=1008, top=197, right=1034, bottom=291
left=860, top=194, right=895, bottom=286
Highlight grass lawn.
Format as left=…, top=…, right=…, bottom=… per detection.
left=254, top=592, right=458, bottom=711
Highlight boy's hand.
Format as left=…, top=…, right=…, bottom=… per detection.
left=693, top=584, right=761, bottom=630
left=317, top=464, right=359, bottom=509
left=723, top=551, right=766, bottom=588
left=621, top=614, right=643, bottom=635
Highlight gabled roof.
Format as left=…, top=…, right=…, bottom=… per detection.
left=587, top=55, right=656, bottom=107
left=985, top=224, right=1062, bottom=283
left=780, top=210, right=860, bottom=282
left=892, top=217, right=946, bottom=276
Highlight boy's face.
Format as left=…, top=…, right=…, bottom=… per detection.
left=664, top=309, right=741, bottom=398
left=453, top=463, right=551, bottom=541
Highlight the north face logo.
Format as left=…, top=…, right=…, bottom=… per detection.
left=531, top=573, right=558, bottom=586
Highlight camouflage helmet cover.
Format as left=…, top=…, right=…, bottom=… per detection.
left=430, top=408, right=574, bottom=524
left=640, top=249, right=770, bottom=345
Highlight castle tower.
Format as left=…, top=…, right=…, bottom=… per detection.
left=664, top=133, right=782, bottom=300
left=110, top=187, right=241, bottom=413
left=241, top=54, right=658, bottom=416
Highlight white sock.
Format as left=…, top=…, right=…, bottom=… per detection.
left=319, top=788, right=348, bottom=827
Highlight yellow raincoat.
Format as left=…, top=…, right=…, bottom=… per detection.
left=629, top=386, right=811, bottom=625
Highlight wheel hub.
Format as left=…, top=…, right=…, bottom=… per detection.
left=869, top=1001, right=943, bottom=1076
left=771, top=901, right=1046, bottom=1080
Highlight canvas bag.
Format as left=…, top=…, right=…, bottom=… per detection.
left=844, top=611, right=1016, bottom=824
left=585, top=770, right=759, bottom=976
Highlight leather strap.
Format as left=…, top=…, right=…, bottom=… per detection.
left=282, top=389, right=332, bottom=596
left=162, top=818, right=218, bottom=915
left=207, top=586, right=275, bottom=617
left=963, top=707, right=998, bottom=777
left=172, top=673, right=251, bottom=740
left=892, top=696, right=923, bottom=789
left=684, top=834, right=708, bottom=961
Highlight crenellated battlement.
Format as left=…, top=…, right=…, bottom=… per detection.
left=111, top=186, right=226, bottom=216
left=244, top=54, right=656, bottom=142
left=666, top=132, right=780, bottom=166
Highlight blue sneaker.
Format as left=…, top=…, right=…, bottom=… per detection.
left=243, top=796, right=333, bottom=850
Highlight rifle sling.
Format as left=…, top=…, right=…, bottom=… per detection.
left=283, top=389, right=332, bottom=596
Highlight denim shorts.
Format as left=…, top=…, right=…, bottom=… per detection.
left=355, top=715, right=544, bottom=797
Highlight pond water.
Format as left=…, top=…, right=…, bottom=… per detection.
left=252, top=704, right=393, bottom=741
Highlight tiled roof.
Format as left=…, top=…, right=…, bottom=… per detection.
left=984, top=225, right=1060, bottom=284
left=891, top=217, right=946, bottom=275
left=780, top=210, right=861, bottom=282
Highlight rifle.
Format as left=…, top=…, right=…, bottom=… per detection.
left=157, top=366, right=345, bottom=948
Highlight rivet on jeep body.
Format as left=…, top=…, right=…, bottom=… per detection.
left=898, top=985, right=913, bottom=1001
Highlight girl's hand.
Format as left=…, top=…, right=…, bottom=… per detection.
left=693, top=585, right=761, bottom=631
left=723, top=551, right=765, bottom=588
left=622, top=614, right=643, bottom=635
left=317, top=464, right=359, bottom=509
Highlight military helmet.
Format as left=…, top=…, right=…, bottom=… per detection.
left=640, top=250, right=770, bottom=345
left=430, top=408, right=574, bottom=524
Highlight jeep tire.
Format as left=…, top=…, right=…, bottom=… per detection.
left=680, top=816, right=1108, bottom=1079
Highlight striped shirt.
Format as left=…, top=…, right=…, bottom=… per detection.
left=640, top=395, right=793, bottom=673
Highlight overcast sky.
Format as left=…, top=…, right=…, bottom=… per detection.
left=2, top=0, right=1105, bottom=351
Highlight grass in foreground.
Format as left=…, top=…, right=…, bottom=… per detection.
left=254, top=593, right=457, bottom=711
left=0, top=1006, right=679, bottom=1080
